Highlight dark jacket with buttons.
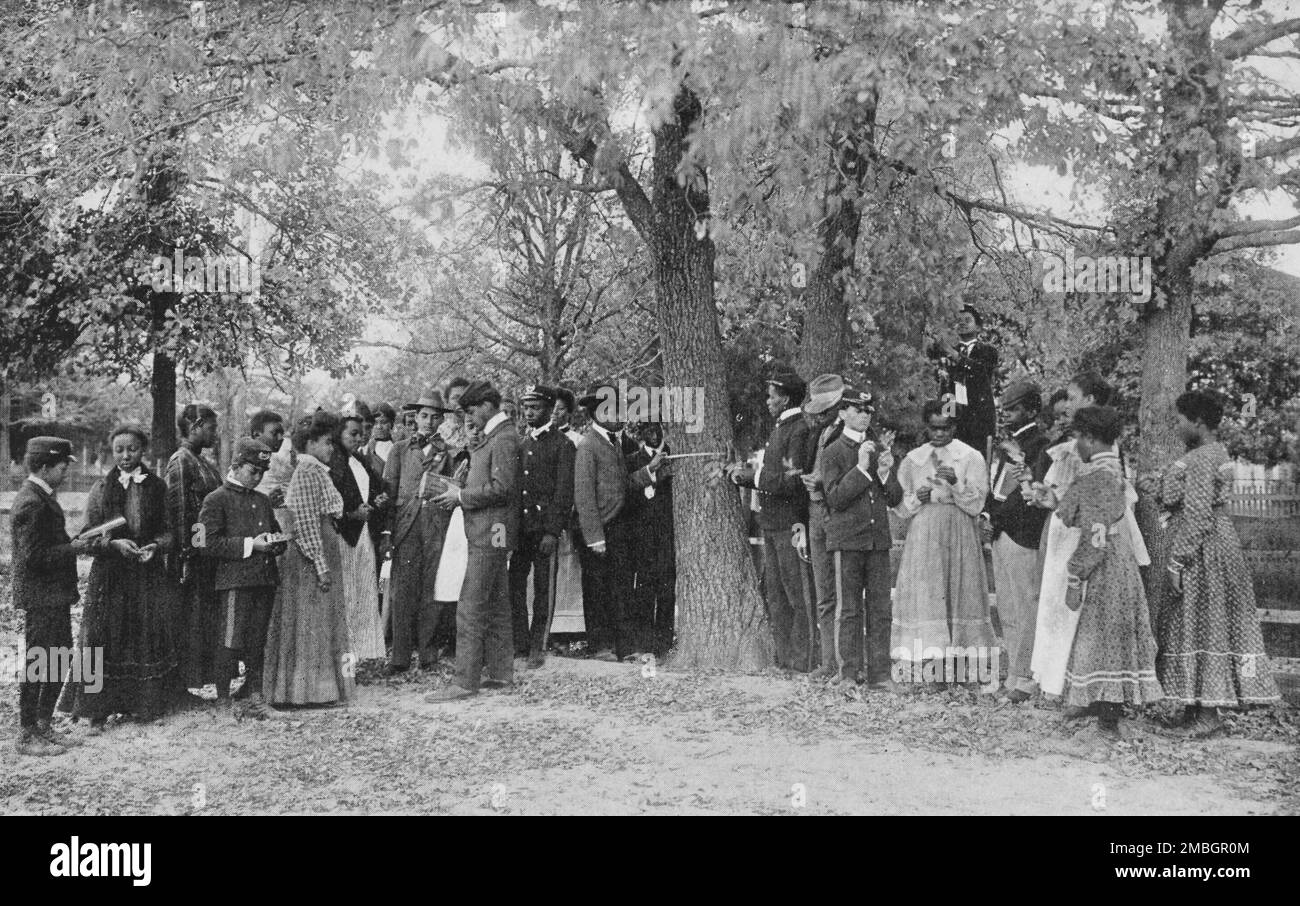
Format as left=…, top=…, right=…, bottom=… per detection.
left=518, top=424, right=575, bottom=538
left=985, top=423, right=1051, bottom=549
left=9, top=479, right=80, bottom=611
left=197, top=479, right=282, bottom=590
left=822, top=430, right=903, bottom=552
left=734, top=412, right=811, bottom=531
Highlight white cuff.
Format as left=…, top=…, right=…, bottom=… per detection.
left=243, top=537, right=254, bottom=558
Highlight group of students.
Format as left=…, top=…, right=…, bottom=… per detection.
left=738, top=349, right=1281, bottom=743
left=11, top=377, right=678, bottom=755
left=10, top=332, right=1283, bottom=755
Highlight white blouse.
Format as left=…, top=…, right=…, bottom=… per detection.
left=348, top=454, right=370, bottom=500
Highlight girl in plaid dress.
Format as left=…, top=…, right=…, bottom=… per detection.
left=1148, top=391, right=1280, bottom=738
left=264, top=413, right=356, bottom=706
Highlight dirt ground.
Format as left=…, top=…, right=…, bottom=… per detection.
left=1, top=651, right=1296, bottom=816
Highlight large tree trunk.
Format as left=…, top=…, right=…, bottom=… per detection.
left=796, top=101, right=876, bottom=379
left=1136, top=1, right=1224, bottom=612
left=650, top=85, right=770, bottom=670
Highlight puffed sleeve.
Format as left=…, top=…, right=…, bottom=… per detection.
left=1158, top=458, right=1187, bottom=510
left=897, top=453, right=924, bottom=517
left=1065, top=474, right=1126, bottom=581
left=950, top=450, right=988, bottom=517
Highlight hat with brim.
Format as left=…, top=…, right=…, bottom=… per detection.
left=999, top=379, right=1042, bottom=412
left=26, top=436, right=77, bottom=462
left=767, top=371, right=807, bottom=402
left=403, top=391, right=452, bottom=413
left=803, top=373, right=845, bottom=415
left=577, top=383, right=617, bottom=411
left=234, top=437, right=274, bottom=469
left=521, top=384, right=558, bottom=405
left=841, top=387, right=876, bottom=413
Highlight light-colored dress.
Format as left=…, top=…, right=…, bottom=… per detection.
left=892, top=439, right=996, bottom=661
left=1155, top=442, right=1280, bottom=707
left=263, top=454, right=356, bottom=705
left=339, top=456, right=385, bottom=660
left=1030, top=440, right=1083, bottom=694
left=433, top=507, right=469, bottom=600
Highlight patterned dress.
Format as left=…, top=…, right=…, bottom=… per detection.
left=892, top=439, right=996, bottom=662
left=164, top=445, right=223, bottom=690
left=1155, top=442, right=1280, bottom=707
left=263, top=454, right=356, bottom=705
left=59, top=469, right=179, bottom=721
left=1057, top=454, right=1162, bottom=707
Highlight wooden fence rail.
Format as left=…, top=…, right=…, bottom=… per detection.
left=1228, top=480, right=1300, bottom=518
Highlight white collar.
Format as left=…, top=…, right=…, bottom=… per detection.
left=779, top=407, right=802, bottom=423
left=117, top=467, right=148, bottom=489
left=530, top=422, right=552, bottom=440
left=484, top=412, right=510, bottom=435
left=841, top=427, right=865, bottom=444
left=26, top=475, right=54, bottom=496
left=1011, top=422, right=1037, bottom=438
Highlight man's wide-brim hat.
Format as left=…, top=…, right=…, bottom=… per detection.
left=403, top=391, right=452, bottom=412
left=577, top=382, right=617, bottom=411
left=803, top=373, right=845, bottom=415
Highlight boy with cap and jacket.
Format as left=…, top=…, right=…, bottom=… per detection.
left=197, top=437, right=287, bottom=719
left=11, top=437, right=93, bottom=755
left=821, top=389, right=902, bottom=688
left=509, top=384, right=575, bottom=668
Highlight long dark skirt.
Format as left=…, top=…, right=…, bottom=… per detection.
left=60, top=557, right=179, bottom=721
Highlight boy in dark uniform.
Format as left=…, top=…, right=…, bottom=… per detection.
left=11, top=437, right=91, bottom=756
left=509, top=385, right=575, bottom=668
left=197, top=437, right=287, bottom=719
left=822, top=389, right=903, bottom=688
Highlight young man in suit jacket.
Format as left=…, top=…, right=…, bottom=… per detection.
left=821, top=389, right=903, bottom=688
left=197, top=438, right=287, bottom=719
left=980, top=380, right=1051, bottom=702
left=727, top=372, right=815, bottom=672
left=571, top=384, right=658, bottom=663
left=426, top=381, right=522, bottom=701
left=929, top=304, right=999, bottom=458
left=509, top=385, right=575, bottom=668
left=11, top=437, right=92, bottom=755
left=381, top=392, right=456, bottom=674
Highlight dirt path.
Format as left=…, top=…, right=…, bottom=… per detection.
left=1, top=657, right=1294, bottom=815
